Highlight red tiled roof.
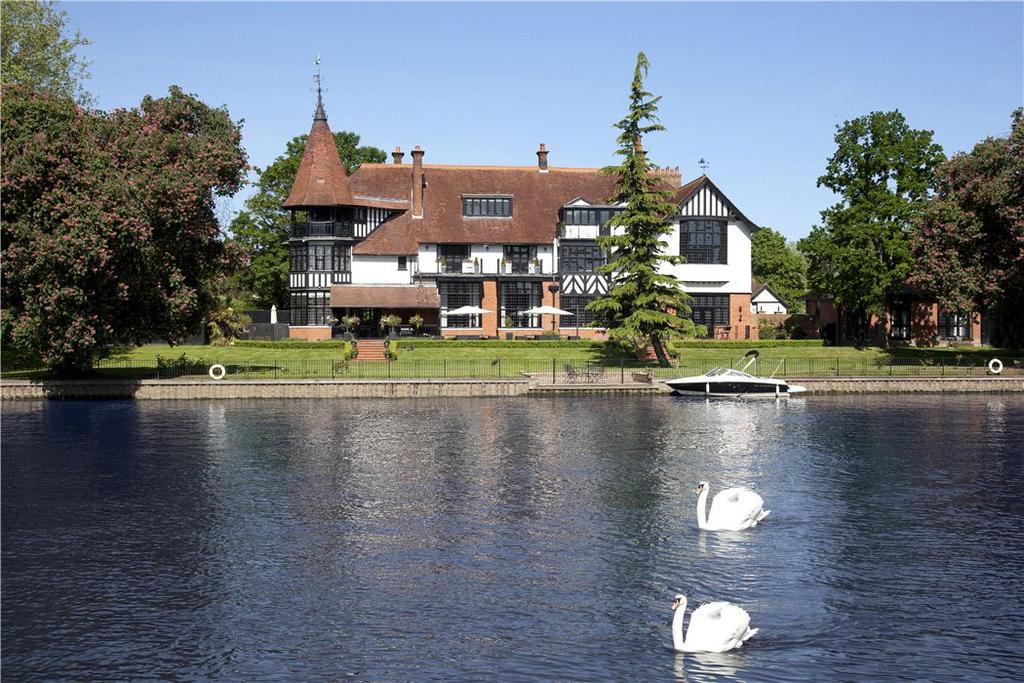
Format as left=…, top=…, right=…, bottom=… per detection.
left=329, top=285, right=439, bottom=309
left=673, top=175, right=706, bottom=205
left=283, top=116, right=366, bottom=209
left=349, top=164, right=621, bottom=255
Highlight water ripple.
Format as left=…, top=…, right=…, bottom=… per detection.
left=3, top=395, right=1023, bottom=680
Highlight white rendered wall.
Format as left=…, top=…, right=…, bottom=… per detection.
left=752, top=301, right=787, bottom=314
left=419, top=243, right=555, bottom=275
left=752, top=289, right=787, bottom=314
left=351, top=255, right=414, bottom=285
left=660, top=218, right=753, bottom=295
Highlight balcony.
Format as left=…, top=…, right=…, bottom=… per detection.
left=427, top=259, right=546, bottom=277
left=290, top=220, right=357, bottom=239
left=559, top=224, right=610, bottom=240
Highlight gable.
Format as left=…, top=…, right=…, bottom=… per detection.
left=678, top=177, right=760, bottom=230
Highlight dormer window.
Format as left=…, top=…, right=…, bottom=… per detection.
left=463, top=195, right=512, bottom=218
left=562, top=207, right=619, bottom=226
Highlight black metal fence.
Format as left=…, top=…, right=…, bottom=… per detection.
left=3, top=355, right=1020, bottom=383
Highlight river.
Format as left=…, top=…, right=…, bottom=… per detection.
left=3, top=395, right=1022, bottom=681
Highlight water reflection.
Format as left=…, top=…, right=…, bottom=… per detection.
left=3, top=395, right=1023, bottom=680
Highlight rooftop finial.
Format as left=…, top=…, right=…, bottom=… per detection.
left=698, top=157, right=710, bottom=173
left=313, top=53, right=326, bottom=121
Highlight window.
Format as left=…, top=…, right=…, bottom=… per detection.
left=438, top=244, right=470, bottom=273
left=289, top=291, right=331, bottom=326
left=463, top=196, right=512, bottom=217
left=939, top=311, right=970, bottom=340
left=559, top=241, right=605, bottom=274
left=890, top=307, right=911, bottom=340
left=397, top=256, right=407, bottom=271
left=562, top=207, right=620, bottom=227
left=503, top=245, right=537, bottom=274
left=500, top=281, right=541, bottom=328
left=289, top=244, right=349, bottom=273
left=689, top=295, right=730, bottom=338
left=680, top=219, right=728, bottom=264
left=560, top=294, right=600, bottom=327
left=440, top=282, right=482, bottom=328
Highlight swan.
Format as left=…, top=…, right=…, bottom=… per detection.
left=671, top=594, right=758, bottom=653
left=695, top=481, right=770, bottom=531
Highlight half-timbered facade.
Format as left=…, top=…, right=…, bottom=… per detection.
left=283, top=96, right=761, bottom=340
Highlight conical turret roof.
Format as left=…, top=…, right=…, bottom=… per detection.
left=283, top=103, right=358, bottom=208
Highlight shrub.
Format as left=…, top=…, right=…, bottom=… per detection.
left=234, top=340, right=346, bottom=349
left=670, top=339, right=826, bottom=349
left=758, top=320, right=780, bottom=340
left=400, top=339, right=608, bottom=349
left=155, top=353, right=204, bottom=376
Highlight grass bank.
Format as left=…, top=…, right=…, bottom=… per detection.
left=2, top=341, right=1016, bottom=381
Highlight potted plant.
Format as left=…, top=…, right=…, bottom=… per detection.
left=438, top=256, right=447, bottom=271
left=500, top=258, right=509, bottom=274
left=380, top=313, right=402, bottom=338
left=409, top=314, right=424, bottom=335
left=341, top=315, right=360, bottom=340
left=529, top=257, right=541, bottom=274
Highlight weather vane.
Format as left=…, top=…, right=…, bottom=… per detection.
left=312, top=53, right=327, bottom=118
left=313, top=53, right=324, bottom=99
left=698, top=157, right=710, bottom=173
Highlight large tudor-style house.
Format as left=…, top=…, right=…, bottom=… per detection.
left=284, top=96, right=761, bottom=341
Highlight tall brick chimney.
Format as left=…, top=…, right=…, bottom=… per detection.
left=537, top=143, right=549, bottom=172
left=653, top=165, right=682, bottom=187
left=411, top=145, right=424, bottom=218
left=392, top=146, right=404, bottom=165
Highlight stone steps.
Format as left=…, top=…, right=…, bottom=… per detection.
left=355, top=340, right=388, bottom=361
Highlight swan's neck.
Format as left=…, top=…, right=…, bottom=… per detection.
left=697, top=488, right=709, bottom=529
left=672, top=598, right=688, bottom=651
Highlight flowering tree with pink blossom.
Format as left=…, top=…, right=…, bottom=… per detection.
left=911, top=109, right=1024, bottom=348
left=1, top=85, right=248, bottom=371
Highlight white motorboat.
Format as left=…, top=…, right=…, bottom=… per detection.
left=663, top=351, right=807, bottom=398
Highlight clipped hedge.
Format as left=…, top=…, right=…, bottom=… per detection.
left=670, top=339, right=826, bottom=349
left=399, top=339, right=610, bottom=349
left=234, top=339, right=346, bottom=349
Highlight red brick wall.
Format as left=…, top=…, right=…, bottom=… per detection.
left=481, top=280, right=498, bottom=337
left=728, top=293, right=757, bottom=340
left=289, top=326, right=332, bottom=341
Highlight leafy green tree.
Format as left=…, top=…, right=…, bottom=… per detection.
left=911, top=109, right=1024, bottom=348
left=588, top=52, right=696, bottom=366
left=1, top=0, right=91, bottom=104
left=229, top=132, right=385, bottom=309
left=1, top=85, right=248, bottom=371
left=751, top=227, right=807, bottom=313
left=799, top=110, right=945, bottom=341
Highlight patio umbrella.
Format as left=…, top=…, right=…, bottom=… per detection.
left=519, top=305, right=573, bottom=332
left=446, top=305, right=492, bottom=315
left=270, top=305, right=278, bottom=324
left=520, top=305, right=573, bottom=316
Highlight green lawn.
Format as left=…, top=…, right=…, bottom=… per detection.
left=3, top=341, right=1016, bottom=381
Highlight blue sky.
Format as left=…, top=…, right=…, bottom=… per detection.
left=64, top=2, right=1022, bottom=241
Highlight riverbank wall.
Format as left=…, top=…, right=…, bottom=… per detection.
left=2, top=376, right=1022, bottom=400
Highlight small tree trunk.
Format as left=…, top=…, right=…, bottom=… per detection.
left=651, top=333, right=670, bottom=368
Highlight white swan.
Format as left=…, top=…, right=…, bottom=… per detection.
left=671, top=594, right=758, bottom=653
left=696, top=481, right=770, bottom=531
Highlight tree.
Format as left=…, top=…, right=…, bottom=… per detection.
left=1, top=0, right=91, bottom=104
left=751, top=228, right=807, bottom=313
left=229, top=132, right=385, bottom=309
left=911, top=109, right=1024, bottom=348
left=1, top=85, right=248, bottom=371
left=587, top=52, right=696, bottom=366
left=798, top=110, right=945, bottom=342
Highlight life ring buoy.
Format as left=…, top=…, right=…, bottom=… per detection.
left=208, top=363, right=226, bottom=380
left=988, top=358, right=1003, bottom=375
